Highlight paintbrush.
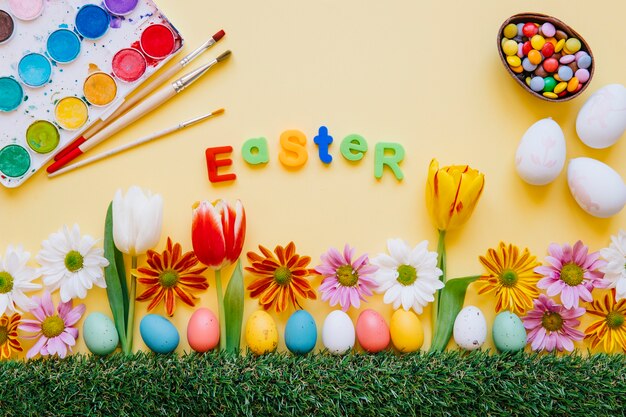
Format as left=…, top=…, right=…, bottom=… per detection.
left=54, top=29, right=225, bottom=161
left=48, top=109, right=224, bottom=178
left=47, top=50, right=232, bottom=174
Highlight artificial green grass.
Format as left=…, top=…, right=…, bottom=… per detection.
left=0, top=351, right=624, bottom=416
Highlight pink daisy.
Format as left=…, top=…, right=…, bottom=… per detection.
left=535, top=241, right=607, bottom=309
left=19, top=291, right=85, bottom=359
left=315, top=245, right=378, bottom=311
left=522, top=294, right=585, bottom=352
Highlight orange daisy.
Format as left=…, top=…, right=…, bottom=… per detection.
left=0, top=313, right=22, bottom=359
left=585, top=290, right=626, bottom=352
left=246, top=242, right=317, bottom=312
left=478, top=242, right=541, bottom=315
left=135, top=238, right=209, bottom=316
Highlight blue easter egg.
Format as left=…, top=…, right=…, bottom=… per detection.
left=140, top=314, right=180, bottom=354
left=284, top=310, right=317, bottom=355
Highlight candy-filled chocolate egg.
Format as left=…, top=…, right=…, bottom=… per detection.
left=356, top=309, right=390, bottom=353
left=567, top=157, right=626, bottom=218
left=515, top=118, right=566, bottom=185
left=576, top=84, right=626, bottom=149
left=453, top=306, right=487, bottom=351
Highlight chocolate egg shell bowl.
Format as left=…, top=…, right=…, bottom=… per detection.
left=498, top=13, right=594, bottom=102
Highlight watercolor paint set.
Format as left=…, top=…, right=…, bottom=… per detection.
left=0, top=0, right=184, bottom=188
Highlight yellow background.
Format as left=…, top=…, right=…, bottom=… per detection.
left=2, top=0, right=626, bottom=356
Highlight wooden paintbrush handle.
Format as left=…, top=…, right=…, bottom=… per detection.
left=122, top=62, right=184, bottom=111
left=81, top=85, right=178, bottom=153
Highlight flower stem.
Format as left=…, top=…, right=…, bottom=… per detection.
left=125, top=256, right=137, bottom=355
left=435, top=229, right=447, bottom=320
left=215, top=268, right=226, bottom=351
left=437, top=229, right=447, bottom=284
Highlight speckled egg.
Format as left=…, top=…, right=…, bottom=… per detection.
left=284, top=310, right=317, bottom=355
left=389, top=309, right=424, bottom=353
left=322, top=310, right=355, bottom=355
left=140, top=314, right=180, bottom=354
left=492, top=311, right=527, bottom=353
left=245, top=310, right=278, bottom=355
left=187, top=308, right=220, bottom=353
left=453, top=306, right=487, bottom=351
left=356, top=309, right=390, bottom=353
left=82, top=312, right=119, bottom=356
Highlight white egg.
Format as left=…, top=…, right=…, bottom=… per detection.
left=576, top=84, right=626, bottom=149
left=515, top=118, right=566, bottom=185
left=322, top=310, right=355, bottom=355
left=567, top=157, right=626, bottom=218
left=453, top=306, right=487, bottom=351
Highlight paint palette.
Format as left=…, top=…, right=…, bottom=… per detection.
left=0, top=0, right=183, bottom=188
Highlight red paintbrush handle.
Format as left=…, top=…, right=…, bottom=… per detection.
left=54, top=136, right=86, bottom=161
left=47, top=147, right=84, bottom=174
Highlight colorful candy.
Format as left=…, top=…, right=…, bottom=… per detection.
left=541, top=22, right=556, bottom=38
left=543, top=58, right=559, bottom=73
left=502, top=39, right=518, bottom=56
left=522, top=22, right=538, bottom=37
left=500, top=19, right=592, bottom=100
left=530, top=35, right=545, bottom=50
left=543, top=76, right=557, bottom=92
left=503, top=23, right=518, bottom=39
left=575, top=68, right=590, bottom=83
left=557, top=66, right=573, bottom=81
left=541, top=42, right=554, bottom=58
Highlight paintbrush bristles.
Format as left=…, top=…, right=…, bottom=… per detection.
left=213, top=108, right=225, bottom=115
left=217, top=50, right=231, bottom=62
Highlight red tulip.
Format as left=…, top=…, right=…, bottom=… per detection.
left=192, top=199, right=246, bottom=269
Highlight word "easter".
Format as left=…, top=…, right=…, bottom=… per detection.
left=205, top=126, right=406, bottom=183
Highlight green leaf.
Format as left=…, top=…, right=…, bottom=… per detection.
left=224, top=260, right=244, bottom=352
left=115, top=240, right=129, bottom=329
left=430, top=275, right=480, bottom=352
left=104, top=202, right=128, bottom=351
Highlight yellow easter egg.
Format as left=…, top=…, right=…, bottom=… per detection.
left=245, top=310, right=278, bottom=355
left=389, top=309, right=424, bottom=353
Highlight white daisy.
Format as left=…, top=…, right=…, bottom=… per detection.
left=371, top=238, right=443, bottom=314
left=37, top=224, right=109, bottom=302
left=600, top=230, right=626, bottom=301
left=0, top=245, right=41, bottom=314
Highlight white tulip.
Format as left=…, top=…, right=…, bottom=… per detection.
left=112, top=186, right=163, bottom=256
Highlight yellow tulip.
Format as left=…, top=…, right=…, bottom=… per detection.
left=425, top=159, right=485, bottom=231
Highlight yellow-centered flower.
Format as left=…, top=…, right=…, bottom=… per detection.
left=585, top=290, right=626, bottom=352
left=478, top=242, right=541, bottom=315
left=425, top=159, right=485, bottom=231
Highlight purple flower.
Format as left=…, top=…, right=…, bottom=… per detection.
left=315, top=245, right=378, bottom=311
left=19, top=291, right=85, bottom=359
left=535, top=241, right=606, bottom=309
left=523, top=294, right=585, bottom=352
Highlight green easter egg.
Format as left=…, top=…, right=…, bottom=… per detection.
left=492, top=311, right=527, bottom=353
left=83, top=312, right=119, bottom=356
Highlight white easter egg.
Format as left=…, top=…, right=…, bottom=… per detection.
left=322, top=310, right=355, bottom=355
left=576, top=84, right=626, bottom=149
left=567, top=157, right=626, bottom=218
left=453, top=306, right=487, bottom=351
left=515, top=118, right=566, bottom=185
